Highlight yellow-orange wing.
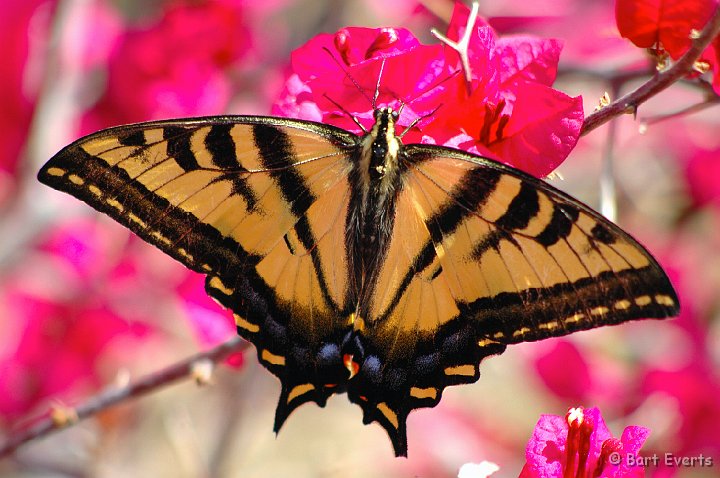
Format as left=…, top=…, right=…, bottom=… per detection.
left=38, top=116, right=360, bottom=423
left=39, top=116, right=679, bottom=458
left=345, top=144, right=678, bottom=454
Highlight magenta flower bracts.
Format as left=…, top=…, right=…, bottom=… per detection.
left=274, top=2, right=583, bottom=177
left=520, top=407, right=649, bottom=478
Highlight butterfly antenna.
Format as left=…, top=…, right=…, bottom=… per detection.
left=372, top=58, right=387, bottom=110
left=323, top=93, right=368, bottom=133
left=321, top=47, right=374, bottom=108
left=395, top=70, right=459, bottom=138
left=397, top=98, right=406, bottom=117
left=395, top=98, right=407, bottom=130
left=398, top=103, right=443, bottom=139
left=404, top=69, right=460, bottom=106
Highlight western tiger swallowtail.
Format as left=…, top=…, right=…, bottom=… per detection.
left=38, top=105, right=678, bottom=456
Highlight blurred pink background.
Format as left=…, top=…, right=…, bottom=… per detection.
left=1, top=1, right=718, bottom=476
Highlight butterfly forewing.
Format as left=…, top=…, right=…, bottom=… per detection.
left=368, top=145, right=678, bottom=347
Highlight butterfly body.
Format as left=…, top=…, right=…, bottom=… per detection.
left=39, top=108, right=678, bottom=456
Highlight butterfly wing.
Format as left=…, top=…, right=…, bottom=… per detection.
left=348, top=144, right=678, bottom=455
left=39, top=115, right=679, bottom=457
left=38, top=116, right=360, bottom=424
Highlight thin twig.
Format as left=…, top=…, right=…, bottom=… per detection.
left=599, top=82, right=622, bottom=222
left=599, top=120, right=618, bottom=220
left=559, top=65, right=653, bottom=86
left=641, top=94, right=720, bottom=126
left=581, top=3, right=720, bottom=136
left=0, top=337, right=249, bottom=459
left=560, top=65, right=720, bottom=103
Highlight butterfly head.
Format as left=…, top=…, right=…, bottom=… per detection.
left=364, top=107, right=402, bottom=178
left=374, top=106, right=400, bottom=121
left=371, top=107, right=401, bottom=139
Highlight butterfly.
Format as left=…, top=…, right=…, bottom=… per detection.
left=38, top=106, right=678, bottom=456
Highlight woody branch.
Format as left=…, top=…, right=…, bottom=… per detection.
left=0, top=337, right=248, bottom=458
left=581, top=3, right=720, bottom=136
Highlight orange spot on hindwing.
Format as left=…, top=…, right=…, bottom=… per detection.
left=343, top=354, right=360, bottom=378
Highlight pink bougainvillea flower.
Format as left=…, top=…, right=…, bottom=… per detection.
left=0, top=293, right=147, bottom=422
left=682, top=144, right=720, bottom=208
left=663, top=120, right=720, bottom=209
left=532, top=340, right=593, bottom=403
left=0, top=0, right=121, bottom=204
left=423, top=3, right=583, bottom=175
left=616, top=0, right=720, bottom=94
left=633, top=260, right=720, bottom=470
left=0, top=209, right=244, bottom=425
left=273, top=26, right=444, bottom=136
left=692, top=34, right=720, bottom=94
left=615, top=0, right=717, bottom=59
left=0, top=0, right=54, bottom=204
left=520, top=407, right=649, bottom=478
left=713, top=35, right=720, bottom=94
left=0, top=219, right=153, bottom=424
left=642, top=365, right=720, bottom=461
left=273, top=2, right=583, bottom=177
left=83, top=0, right=252, bottom=131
